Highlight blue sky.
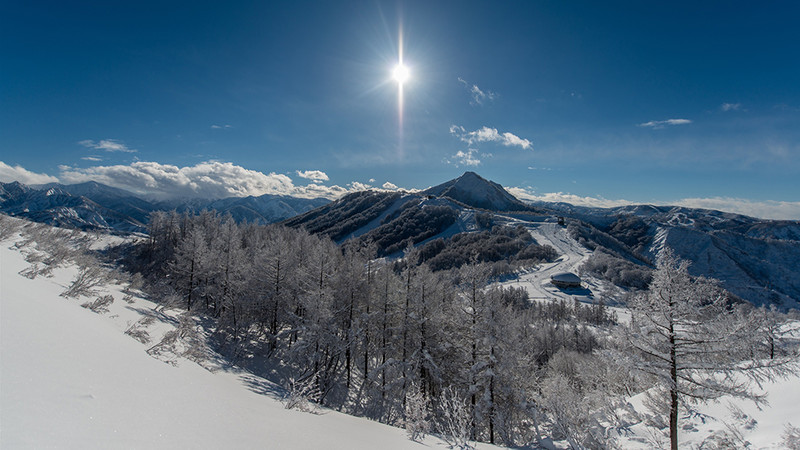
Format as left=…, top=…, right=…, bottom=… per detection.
left=2, top=1, right=799, bottom=218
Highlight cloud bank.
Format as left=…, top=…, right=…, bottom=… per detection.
left=508, top=187, right=800, bottom=220
left=0, top=161, right=60, bottom=185
left=57, top=161, right=361, bottom=200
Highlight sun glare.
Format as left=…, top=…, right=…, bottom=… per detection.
left=392, top=63, right=410, bottom=85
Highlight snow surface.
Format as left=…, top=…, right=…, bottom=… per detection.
left=0, top=231, right=494, bottom=449
left=613, top=365, right=800, bottom=449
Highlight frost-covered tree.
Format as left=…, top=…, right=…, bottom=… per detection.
left=169, top=215, right=210, bottom=310
left=621, top=248, right=795, bottom=450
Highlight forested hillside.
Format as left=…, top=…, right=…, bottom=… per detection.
left=96, top=209, right=797, bottom=448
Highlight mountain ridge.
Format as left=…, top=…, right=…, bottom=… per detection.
left=1, top=180, right=331, bottom=231
left=2, top=173, right=798, bottom=307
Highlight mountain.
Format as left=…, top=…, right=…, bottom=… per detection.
left=166, top=194, right=329, bottom=225
left=542, top=202, right=800, bottom=307
left=286, top=172, right=800, bottom=308
left=38, top=180, right=156, bottom=224
left=1, top=182, right=147, bottom=232
left=284, top=172, right=540, bottom=251
left=422, top=171, right=532, bottom=211
left=1, top=181, right=331, bottom=232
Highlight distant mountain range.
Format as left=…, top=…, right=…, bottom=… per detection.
left=0, top=180, right=329, bottom=232
left=2, top=172, right=798, bottom=308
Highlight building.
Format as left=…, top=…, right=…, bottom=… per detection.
left=550, top=272, right=581, bottom=289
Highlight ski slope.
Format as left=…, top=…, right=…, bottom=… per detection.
left=497, top=219, right=595, bottom=302
left=0, top=230, right=494, bottom=450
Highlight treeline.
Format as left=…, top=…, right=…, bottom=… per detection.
left=283, top=191, right=402, bottom=241
left=416, top=224, right=558, bottom=272
left=124, top=210, right=620, bottom=446
left=360, top=203, right=459, bottom=256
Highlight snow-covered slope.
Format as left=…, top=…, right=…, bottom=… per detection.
left=650, top=225, right=800, bottom=308
left=1, top=180, right=331, bottom=232
left=0, top=181, right=147, bottom=232
left=612, top=354, right=800, bottom=449
left=0, top=228, right=490, bottom=449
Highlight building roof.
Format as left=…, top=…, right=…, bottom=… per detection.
left=550, top=272, right=581, bottom=283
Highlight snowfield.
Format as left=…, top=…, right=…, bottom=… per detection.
left=0, top=231, right=493, bottom=449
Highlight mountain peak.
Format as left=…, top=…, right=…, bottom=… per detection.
left=422, top=172, right=529, bottom=211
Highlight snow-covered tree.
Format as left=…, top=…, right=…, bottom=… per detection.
left=621, top=248, right=795, bottom=450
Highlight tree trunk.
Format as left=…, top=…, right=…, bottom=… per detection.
left=364, top=260, right=371, bottom=381
left=670, top=323, right=678, bottom=450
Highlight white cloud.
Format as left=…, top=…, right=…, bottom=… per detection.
left=382, top=182, right=398, bottom=190
left=211, top=124, right=232, bottom=129
left=369, top=178, right=376, bottom=183
left=637, top=119, right=692, bottom=129
left=78, top=139, right=137, bottom=153
left=674, top=197, right=800, bottom=221
left=296, top=170, right=330, bottom=183
left=296, top=183, right=351, bottom=199
left=59, top=161, right=292, bottom=199
left=508, top=187, right=800, bottom=220
left=348, top=181, right=372, bottom=191
left=508, top=188, right=633, bottom=209
left=720, top=103, right=742, bottom=112
left=81, top=156, right=103, bottom=162
left=55, top=161, right=374, bottom=201
left=449, top=125, right=532, bottom=150
left=0, top=161, right=60, bottom=185
left=448, top=149, right=482, bottom=167
left=458, top=77, right=496, bottom=105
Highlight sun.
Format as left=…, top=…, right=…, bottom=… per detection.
left=392, top=63, right=410, bottom=85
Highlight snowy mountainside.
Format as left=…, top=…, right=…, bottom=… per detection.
left=160, top=193, right=329, bottom=225
left=37, top=180, right=155, bottom=224
left=0, top=219, right=492, bottom=450
left=285, top=189, right=497, bottom=256
left=0, top=181, right=147, bottom=232
left=285, top=172, right=800, bottom=307
left=282, top=190, right=405, bottom=241
left=1, top=180, right=331, bottom=231
left=537, top=201, right=800, bottom=308
left=650, top=225, right=800, bottom=307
